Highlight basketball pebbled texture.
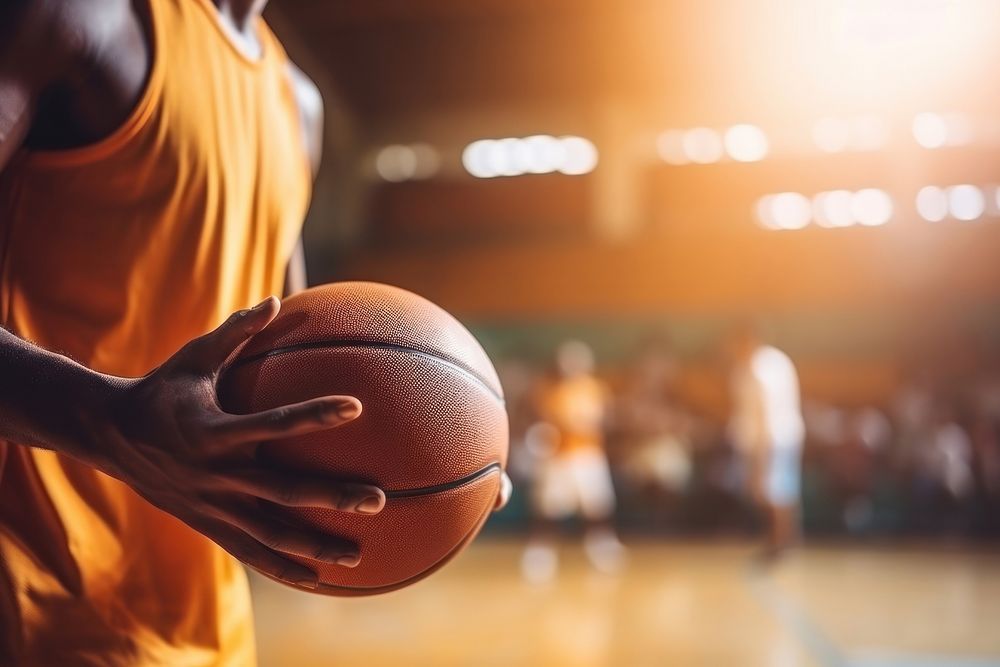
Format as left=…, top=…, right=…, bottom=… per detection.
left=218, top=282, right=508, bottom=595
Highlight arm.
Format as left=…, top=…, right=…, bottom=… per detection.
left=0, top=304, right=380, bottom=583
left=283, top=63, right=322, bottom=297
left=0, top=4, right=381, bottom=585
left=746, top=375, right=772, bottom=503
left=283, top=237, right=307, bottom=296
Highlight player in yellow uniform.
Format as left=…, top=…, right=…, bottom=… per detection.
left=521, top=341, right=626, bottom=583
left=0, top=1, right=510, bottom=663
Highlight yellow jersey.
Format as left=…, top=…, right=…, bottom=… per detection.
left=0, top=0, right=310, bottom=663
left=536, top=375, right=609, bottom=455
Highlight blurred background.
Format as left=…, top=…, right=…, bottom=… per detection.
left=253, top=1, right=1000, bottom=665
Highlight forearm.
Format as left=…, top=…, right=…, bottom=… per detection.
left=0, top=326, right=127, bottom=464
left=283, top=237, right=307, bottom=296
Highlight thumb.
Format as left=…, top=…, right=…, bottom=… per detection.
left=181, top=296, right=280, bottom=374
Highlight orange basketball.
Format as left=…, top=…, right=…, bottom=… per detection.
left=218, top=282, right=508, bottom=595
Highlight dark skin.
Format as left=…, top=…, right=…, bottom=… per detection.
left=0, top=0, right=512, bottom=589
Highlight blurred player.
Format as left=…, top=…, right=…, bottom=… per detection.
left=617, top=338, right=693, bottom=498
left=728, top=326, right=805, bottom=560
left=521, top=341, right=626, bottom=583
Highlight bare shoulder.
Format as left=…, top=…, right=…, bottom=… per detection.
left=0, top=0, right=129, bottom=60
left=0, top=1, right=78, bottom=77
left=0, top=0, right=134, bottom=89
left=285, top=61, right=324, bottom=177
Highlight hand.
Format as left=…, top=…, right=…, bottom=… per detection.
left=97, top=297, right=383, bottom=589
left=495, top=471, right=513, bottom=511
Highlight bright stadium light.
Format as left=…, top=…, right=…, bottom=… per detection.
left=813, top=190, right=854, bottom=228
left=375, top=145, right=418, bottom=182
left=755, top=195, right=777, bottom=229
left=462, top=140, right=498, bottom=178
left=912, top=112, right=949, bottom=149
left=724, top=124, right=769, bottom=162
left=559, top=136, right=599, bottom=175
left=851, top=188, right=893, bottom=226
left=374, top=143, right=440, bottom=182
left=656, top=130, right=688, bottom=165
left=523, top=135, right=564, bottom=174
left=409, top=143, right=441, bottom=180
left=916, top=186, right=948, bottom=222
left=913, top=112, right=972, bottom=149
left=768, top=192, right=812, bottom=230
left=463, top=135, right=598, bottom=178
left=948, top=184, right=985, bottom=221
left=496, top=137, right=528, bottom=176
left=682, top=127, right=724, bottom=164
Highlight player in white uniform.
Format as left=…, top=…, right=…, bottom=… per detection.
left=521, top=341, right=626, bottom=583
left=729, top=327, right=805, bottom=559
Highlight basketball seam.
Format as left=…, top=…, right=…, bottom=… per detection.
left=299, top=469, right=500, bottom=595
left=384, top=462, right=502, bottom=498
left=229, top=340, right=504, bottom=403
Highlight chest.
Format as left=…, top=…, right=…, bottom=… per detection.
left=173, top=40, right=305, bottom=182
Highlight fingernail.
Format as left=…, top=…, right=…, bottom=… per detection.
left=334, top=400, right=361, bottom=421
left=355, top=495, right=384, bottom=514
left=252, top=297, right=275, bottom=311
left=337, top=554, right=361, bottom=568
left=295, top=577, right=319, bottom=590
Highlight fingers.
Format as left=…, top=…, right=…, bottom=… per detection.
left=494, top=471, right=513, bottom=511
left=216, top=503, right=362, bottom=568
left=226, top=470, right=385, bottom=514
left=183, top=297, right=280, bottom=373
left=206, top=519, right=320, bottom=588
left=213, top=395, right=362, bottom=445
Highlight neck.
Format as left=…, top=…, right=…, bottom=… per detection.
left=212, top=0, right=267, bottom=33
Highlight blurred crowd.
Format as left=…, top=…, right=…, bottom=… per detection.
left=498, top=338, right=1000, bottom=542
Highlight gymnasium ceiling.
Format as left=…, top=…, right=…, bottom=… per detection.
left=269, top=0, right=772, bottom=121
left=269, top=0, right=1000, bottom=128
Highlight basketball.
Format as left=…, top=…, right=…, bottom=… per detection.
left=218, top=281, right=509, bottom=596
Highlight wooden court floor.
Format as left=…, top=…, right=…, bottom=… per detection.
left=250, top=540, right=1000, bottom=667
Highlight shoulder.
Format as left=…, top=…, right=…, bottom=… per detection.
left=286, top=63, right=324, bottom=128
left=284, top=61, right=324, bottom=177
left=751, top=345, right=796, bottom=380
left=0, top=0, right=133, bottom=82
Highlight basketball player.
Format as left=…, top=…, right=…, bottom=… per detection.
left=727, top=326, right=805, bottom=560
left=521, top=341, right=625, bottom=583
left=0, top=1, right=511, bottom=664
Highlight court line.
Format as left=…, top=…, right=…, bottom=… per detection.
left=744, top=561, right=1000, bottom=667
left=744, top=563, right=849, bottom=667
left=850, top=650, right=1000, bottom=667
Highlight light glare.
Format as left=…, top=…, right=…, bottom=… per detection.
left=913, top=112, right=948, bottom=149
left=656, top=130, right=688, bottom=165
left=916, top=186, right=947, bottom=222
left=813, top=190, right=854, bottom=228
left=682, top=127, right=724, bottom=164
left=913, top=112, right=972, bottom=149
left=462, top=140, right=498, bottom=178
left=724, top=124, right=769, bottom=162
left=851, top=189, right=893, bottom=226
left=523, top=135, right=564, bottom=174
left=375, top=145, right=417, bottom=183
left=948, top=184, right=985, bottom=221
left=559, top=136, right=599, bottom=175
left=768, top=192, right=812, bottom=230
left=463, top=135, right=598, bottom=178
